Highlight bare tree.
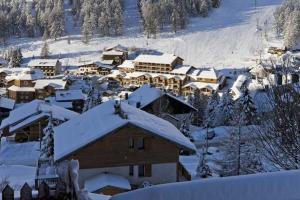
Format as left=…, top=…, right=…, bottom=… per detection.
left=256, top=84, right=300, bottom=170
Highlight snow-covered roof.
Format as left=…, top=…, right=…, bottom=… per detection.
left=105, top=44, right=128, bottom=52
left=231, top=75, right=248, bottom=99
left=84, top=173, right=131, bottom=192
left=170, top=65, right=193, bottom=75
left=118, top=60, right=135, bottom=69
left=6, top=68, right=44, bottom=81
left=0, top=97, right=15, bottom=110
left=45, top=97, right=73, bottom=109
left=125, top=84, right=194, bottom=110
left=0, top=100, right=79, bottom=131
left=8, top=85, right=35, bottom=92
left=111, top=170, right=300, bottom=200
left=125, top=85, right=162, bottom=108
left=55, top=90, right=87, bottom=101
left=28, top=59, right=59, bottom=67
left=134, top=54, right=181, bottom=65
left=54, top=100, right=196, bottom=161
left=34, top=79, right=67, bottom=90
left=183, top=82, right=220, bottom=91
left=198, top=68, right=219, bottom=80
left=103, top=50, right=125, bottom=56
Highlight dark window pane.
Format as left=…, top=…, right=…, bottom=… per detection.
left=138, top=165, right=145, bottom=177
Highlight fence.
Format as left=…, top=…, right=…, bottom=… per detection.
left=1, top=181, right=69, bottom=200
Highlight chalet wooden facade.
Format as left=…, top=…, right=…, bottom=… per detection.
left=102, top=46, right=128, bottom=65
left=125, top=85, right=196, bottom=128
left=116, top=54, right=227, bottom=96
left=7, top=70, right=42, bottom=103
left=28, top=59, right=62, bottom=76
left=54, top=101, right=196, bottom=194
left=0, top=100, right=78, bottom=142
left=133, top=54, right=183, bottom=74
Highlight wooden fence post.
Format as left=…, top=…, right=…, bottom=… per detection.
left=2, top=184, right=14, bottom=200
left=38, top=181, right=49, bottom=200
left=20, top=183, right=32, bottom=200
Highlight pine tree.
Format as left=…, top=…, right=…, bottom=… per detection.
left=238, top=87, right=257, bottom=126
left=25, top=5, right=35, bottom=37
left=40, top=40, right=50, bottom=59
left=49, top=0, right=65, bottom=40
left=219, top=89, right=235, bottom=126
left=82, top=14, right=92, bottom=43
left=204, top=91, right=219, bottom=128
left=191, top=89, right=207, bottom=126
left=40, top=115, right=55, bottom=159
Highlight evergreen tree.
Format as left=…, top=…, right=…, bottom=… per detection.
left=82, top=14, right=92, bottom=43
left=238, top=87, right=257, bottom=126
left=219, top=89, right=234, bottom=126
left=204, top=91, right=219, bottom=128
left=40, top=115, right=54, bottom=159
left=191, top=89, right=207, bottom=126
left=40, top=40, right=50, bottom=59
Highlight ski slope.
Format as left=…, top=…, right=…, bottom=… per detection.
left=1, top=0, right=283, bottom=69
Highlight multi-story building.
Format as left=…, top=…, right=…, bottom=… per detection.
left=28, top=59, right=62, bottom=76
left=182, top=68, right=226, bottom=96
left=7, top=69, right=44, bottom=103
left=102, top=45, right=128, bottom=65
left=53, top=100, right=196, bottom=195
left=133, top=54, right=183, bottom=74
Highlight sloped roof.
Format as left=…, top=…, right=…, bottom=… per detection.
left=125, top=84, right=194, bottom=110
left=55, top=90, right=87, bottom=101
left=118, top=60, right=135, bottom=69
left=134, top=54, right=181, bottom=65
left=28, top=59, right=59, bottom=67
left=0, top=97, right=15, bottom=110
left=34, top=79, right=67, bottom=90
left=198, top=68, right=219, bottom=79
left=85, top=173, right=131, bottom=192
left=6, top=68, right=44, bottom=81
left=54, top=100, right=196, bottom=161
left=0, top=100, right=79, bottom=131
left=183, top=82, right=220, bottom=91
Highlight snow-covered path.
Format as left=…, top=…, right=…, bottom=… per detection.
left=0, top=0, right=283, bottom=69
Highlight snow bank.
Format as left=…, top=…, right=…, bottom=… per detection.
left=111, top=170, right=300, bottom=200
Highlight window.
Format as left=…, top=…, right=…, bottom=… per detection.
left=129, top=165, right=134, bottom=176
left=138, top=165, right=145, bottom=177
left=129, top=137, right=134, bottom=149
left=138, top=164, right=152, bottom=177
left=137, top=138, right=145, bottom=150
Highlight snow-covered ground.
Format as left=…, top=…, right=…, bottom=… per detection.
left=0, top=0, right=283, bottom=69
left=0, top=165, right=36, bottom=189
left=0, top=139, right=39, bottom=166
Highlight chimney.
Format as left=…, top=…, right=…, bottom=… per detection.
left=125, top=93, right=128, bottom=100
left=136, top=102, right=141, bottom=109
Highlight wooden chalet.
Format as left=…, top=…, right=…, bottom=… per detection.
left=7, top=69, right=45, bottom=103
left=133, top=54, right=183, bottom=74
left=54, top=101, right=196, bottom=194
left=28, top=59, right=62, bottom=76
left=102, top=45, right=128, bottom=65
left=0, top=100, right=78, bottom=142
left=124, top=85, right=196, bottom=128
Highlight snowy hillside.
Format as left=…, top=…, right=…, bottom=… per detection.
left=1, top=0, right=283, bottom=69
